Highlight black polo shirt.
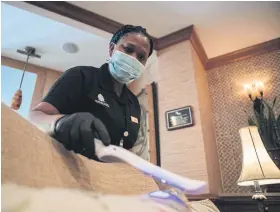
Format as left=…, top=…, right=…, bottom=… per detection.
left=43, top=63, right=141, bottom=150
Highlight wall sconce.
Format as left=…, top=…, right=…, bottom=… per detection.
left=244, top=82, right=264, bottom=101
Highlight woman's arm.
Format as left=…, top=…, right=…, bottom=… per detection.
left=29, top=102, right=65, bottom=133
left=29, top=67, right=85, bottom=133
left=29, top=67, right=111, bottom=159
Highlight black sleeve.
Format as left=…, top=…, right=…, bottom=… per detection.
left=42, top=66, right=88, bottom=114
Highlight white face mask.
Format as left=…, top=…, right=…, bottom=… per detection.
left=108, top=50, right=146, bottom=84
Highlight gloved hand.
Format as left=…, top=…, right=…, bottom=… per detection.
left=51, top=112, right=111, bottom=160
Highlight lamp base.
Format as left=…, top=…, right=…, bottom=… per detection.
left=253, top=181, right=268, bottom=212
left=252, top=194, right=267, bottom=200
left=253, top=196, right=268, bottom=212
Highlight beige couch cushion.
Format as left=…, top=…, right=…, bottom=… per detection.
left=1, top=103, right=158, bottom=194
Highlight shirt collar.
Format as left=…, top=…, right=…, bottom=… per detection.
left=99, top=63, right=129, bottom=104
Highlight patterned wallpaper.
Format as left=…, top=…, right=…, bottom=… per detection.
left=207, top=50, right=280, bottom=194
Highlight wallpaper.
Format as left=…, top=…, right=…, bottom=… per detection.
left=207, top=50, right=280, bottom=194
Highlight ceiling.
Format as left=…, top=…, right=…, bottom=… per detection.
left=1, top=1, right=280, bottom=72
left=1, top=2, right=110, bottom=72
left=70, top=1, right=280, bottom=58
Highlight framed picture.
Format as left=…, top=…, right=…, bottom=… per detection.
left=165, top=106, right=194, bottom=131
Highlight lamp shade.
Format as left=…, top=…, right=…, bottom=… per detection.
left=238, top=126, right=280, bottom=186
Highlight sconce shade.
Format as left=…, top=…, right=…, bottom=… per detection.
left=244, top=84, right=253, bottom=95
left=243, top=82, right=264, bottom=100
left=238, top=126, right=280, bottom=186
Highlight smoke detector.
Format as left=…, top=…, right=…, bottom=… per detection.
left=62, top=42, right=79, bottom=54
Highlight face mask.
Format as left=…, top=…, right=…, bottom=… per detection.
left=108, top=50, right=145, bottom=84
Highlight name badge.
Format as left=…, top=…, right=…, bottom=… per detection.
left=131, top=116, right=139, bottom=124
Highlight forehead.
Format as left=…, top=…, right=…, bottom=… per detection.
left=118, top=33, right=150, bottom=54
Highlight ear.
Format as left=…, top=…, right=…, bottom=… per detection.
left=109, top=43, right=115, bottom=57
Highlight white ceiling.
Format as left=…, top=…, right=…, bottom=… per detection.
left=1, top=2, right=110, bottom=72
left=1, top=1, right=280, bottom=73
left=70, top=1, right=280, bottom=58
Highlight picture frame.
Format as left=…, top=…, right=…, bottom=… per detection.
left=165, top=106, right=194, bottom=131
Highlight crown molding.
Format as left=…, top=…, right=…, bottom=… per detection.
left=205, top=37, right=280, bottom=69
left=25, top=1, right=280, bottom=70
left=153, top=25, right=193, bottom=51
left=189, top=27, right=208, bottom=67
left=26, top=1, right=123, bottom=34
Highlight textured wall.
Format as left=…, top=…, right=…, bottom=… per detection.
left=191, top=45, right=222, bottom=194
left=207, top=50, right=280, bottom=194
left=157, top=41, right=208, bottom=187
left=130, top=41, right=222, bottom=195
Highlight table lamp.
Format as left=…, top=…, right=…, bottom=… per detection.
left=238, top=126, right=280, bottom=212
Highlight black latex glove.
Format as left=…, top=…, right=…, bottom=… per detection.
left=52, top=112, right=111, bottom=160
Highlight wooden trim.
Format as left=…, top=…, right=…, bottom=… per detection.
left=146, top=84, right=157, bottom=165
left=1, top=56, right=56, bottom=75
left=26, top=1, right=124, bottom=35
left=206, top=37, right=280, bottom=69
left=151, top=82, right=161, bottom=167
left=190, top=30, right=280, bottom=70
left=25, top=1, right=280, bottom=70
left=189, top=27, right=208, bottom=67
left=154, top=25, right=193, bottom=51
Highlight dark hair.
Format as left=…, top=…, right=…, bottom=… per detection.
left=110, top=25, right=154, bottom=57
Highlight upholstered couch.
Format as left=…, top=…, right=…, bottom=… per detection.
left=1, top=103, right=219, bottom=212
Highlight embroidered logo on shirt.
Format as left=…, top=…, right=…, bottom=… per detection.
left=131, top=116, right=139, bottom=124
left=95, top=94, right=109, bottom=108
left=98, top=94, right=105, bottom=102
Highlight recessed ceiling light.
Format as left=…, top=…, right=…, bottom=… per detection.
left=62, top=42, right=79, bottom=54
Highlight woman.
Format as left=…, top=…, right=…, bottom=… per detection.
left=30, top=25, right=153, bottom=160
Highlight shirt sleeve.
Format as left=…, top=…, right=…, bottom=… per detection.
left=42, top=66, right=86, bottom=114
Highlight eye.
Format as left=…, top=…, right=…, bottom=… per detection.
left=137, top=54, right=146, bottom=62
left=124, top=46, right=134, bottom=54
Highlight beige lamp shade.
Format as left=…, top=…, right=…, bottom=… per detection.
left=238, top=126, right=280, bottom=186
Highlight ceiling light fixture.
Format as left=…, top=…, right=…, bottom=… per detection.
left=62, top=42, right=79, bottom=54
